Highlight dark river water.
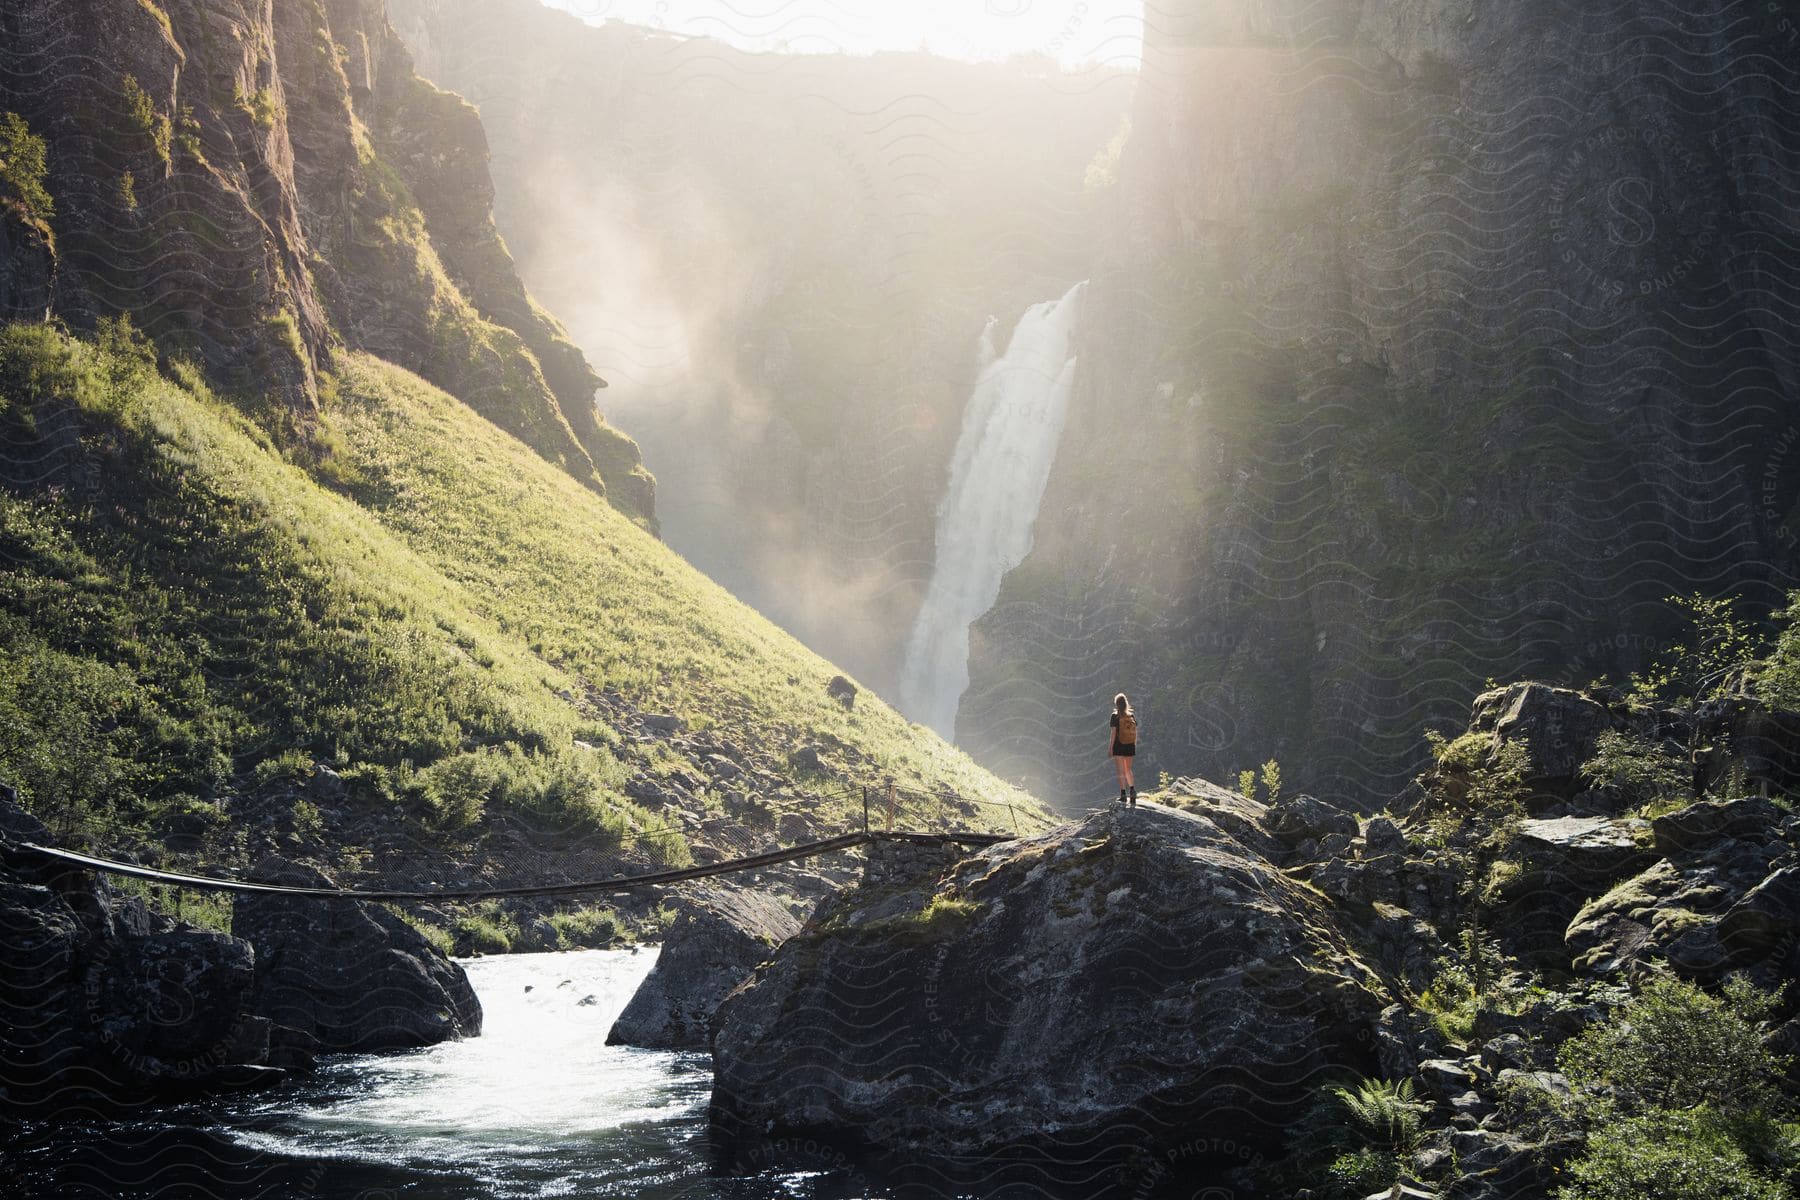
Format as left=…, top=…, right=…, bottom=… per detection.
left=4, top=949, right=1233, bottom=1199
left=2, top=950, right=898, bottom=1199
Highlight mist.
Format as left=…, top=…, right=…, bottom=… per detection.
left=392, top=0, right=1132, bottom=705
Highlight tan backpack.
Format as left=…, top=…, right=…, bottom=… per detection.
left=1116, top=711, right=1137, bottom=745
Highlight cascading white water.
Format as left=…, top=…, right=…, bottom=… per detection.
left=898, top=280, right=1087, bottom=738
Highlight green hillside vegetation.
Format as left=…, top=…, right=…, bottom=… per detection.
left=0, top=322, right=1042, bottom=912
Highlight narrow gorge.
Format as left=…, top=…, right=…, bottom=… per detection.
left=2, top=1, right=1798, bottom=1198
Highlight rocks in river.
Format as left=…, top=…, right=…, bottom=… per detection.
left=709, top=805, right=1387, bottom=1167
left=606, top=882, right=804, bottom=1050
left=0, top=802, right=282, bottom=1108
left=231, top=857, right=481, bottom=1054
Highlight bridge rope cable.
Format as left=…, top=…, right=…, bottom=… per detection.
left=15, top=829, right=1011, bottom=903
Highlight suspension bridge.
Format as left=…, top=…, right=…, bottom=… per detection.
left=10, top=780, right=1033, bottom=903
left=14, top=829, right=1012, bottom=902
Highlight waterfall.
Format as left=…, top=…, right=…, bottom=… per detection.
left=898, top=280, right=1086, bottom=739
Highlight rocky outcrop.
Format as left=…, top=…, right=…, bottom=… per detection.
left=0, top=192, right=54, bottom=322
left=0, top=0, right=653, bottom=522
left=710, top=805, right=1389, bottom=1168
left=1468, top=685, right=1624, bottom=792
left=963, top=1, right=1800, bottom=806
left=231, top=856, right=481, bottom=1054
left=1564, top=798, right=1796, bottom=984
left=606, top=882, right=802, bottom=1050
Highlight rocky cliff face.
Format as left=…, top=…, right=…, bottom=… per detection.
left=964, top=0, right=1800, bottom=805
left=0, top=0, right=652, bottom=520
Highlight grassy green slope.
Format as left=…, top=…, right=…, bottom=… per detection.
left=324, top=350, right=1037, bottom=815
left=0, top=323, right=1045, bottom=914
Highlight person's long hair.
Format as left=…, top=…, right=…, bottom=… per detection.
left=1114, top=692, right=1132, bottom=716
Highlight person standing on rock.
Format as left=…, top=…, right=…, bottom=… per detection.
left=1110, top=693, right=1138, bottom=806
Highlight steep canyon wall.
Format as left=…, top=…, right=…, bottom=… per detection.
left=964, top=0, right=1800, bottom=805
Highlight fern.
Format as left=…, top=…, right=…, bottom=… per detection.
left=1327, top=1077, right=1429, bottom=1153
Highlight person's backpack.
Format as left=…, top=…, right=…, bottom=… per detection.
left=1117, top=711, right=1138, bottom=746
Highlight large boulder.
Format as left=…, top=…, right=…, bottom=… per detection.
left=1718, top=864, right=1800, bottom=957
left=1651, top=796, right=1785, bottom=856
left=1467, top=683, right=1617, bottom=792
left=1267, top=792, right=1360, bottom=844
left=1565, top=842, right=1793, bottom=984
left=606, top=882, right=803, bottom=1050
left=709, top=805, right=1388, bottom=1169
left=1163, top=775, right=1282, bottom=858
left=1469, top=816, right=1654, bottom=971
left=231, top=857, right=481, bottom=1053
left=1691, top=697, right=1800, bottom=798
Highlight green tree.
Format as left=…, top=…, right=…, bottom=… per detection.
left=1756, top=589, right=1800, bottom=709
left=1630, top=593, right=1761, bottom=705
left=1559, top=976, right=1789, bottom=1119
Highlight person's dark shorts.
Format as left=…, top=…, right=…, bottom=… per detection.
left=1112, top=741, right=1135, bottom=757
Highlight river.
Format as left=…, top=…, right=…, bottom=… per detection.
left=2, top=949, right=887, bottom=1199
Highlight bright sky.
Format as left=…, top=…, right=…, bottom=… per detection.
left=537, top=0, right=1145, bottom=67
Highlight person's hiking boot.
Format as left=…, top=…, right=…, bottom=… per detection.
left=1128, top=786, right=1137, bottom=807
left=1118, top=789, right=1128, bottom=805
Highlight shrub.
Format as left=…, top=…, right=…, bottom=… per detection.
left=453, top=902, right=517, bottom=954
left=290, top=798, right=324, bottom=840
left=119, top=74, right=172, bottom=166
left=1322, top=1147, right=1398, bottom=1199
left=1417, top=941, right=1534, bottom=1044
left=0, top=111, right=54, bottom=222
left=1581, top=729, right=1691, bottom=815
left=419, top=750, right=500, bottom=830
left=548, top=905, right=625, bottom=948
left=1260, top=758, right=1282, bottom=803
left=1758, top=590, right=1800, bottom=709
left=1631, top=592, right=1761, bottom=706
left=147, top=793, right=226, bottom=840
left=0, top=642, right=143, bottom=828
left=111, top=876, right=234, bottom=933
left=1556, top=1107, right=1787, bottom=1200
left=1424, top=730, right=1531, bottom=815
left=1559, top=976, right=1789, bottom=1119
left=234, top=85, right=281, bottom=130
left=251, top=749, right=315, bottom=789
